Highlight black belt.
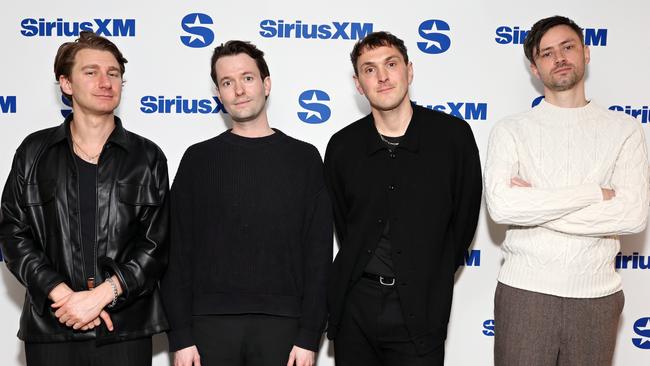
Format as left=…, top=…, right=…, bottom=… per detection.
left=362, top=272, right=396, bottom=286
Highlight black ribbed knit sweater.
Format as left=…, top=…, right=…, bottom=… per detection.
left=161, top=129, right=332, bottom=352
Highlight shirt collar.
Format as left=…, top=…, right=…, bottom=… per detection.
left=48, top=113, right=130, bottom=151
left=365, top=101, right=421, bottom=155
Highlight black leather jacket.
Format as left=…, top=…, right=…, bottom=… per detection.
left=0, top=115, right=169, bottom=344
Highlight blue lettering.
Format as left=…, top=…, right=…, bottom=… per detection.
left=0, top=96, right=17, bottom=113
left=585, top=28, right=607, bottom=46
left=111, top=19, right=136, bottom=37
left=609, top=105, right=649, bottom=123
left=463, top=249, right=481, bottom=266
left=258, top=19, right=371, bottom=40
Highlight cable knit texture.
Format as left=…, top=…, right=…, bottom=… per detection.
left=485, top=100, right=649, bottom=298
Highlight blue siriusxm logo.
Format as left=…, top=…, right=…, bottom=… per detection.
left=415, top=101, right=488, bottom=121
left=140, top=95, right=227, bottom=114
left=60, top=94, right=72, bottom=118
left=495, top=26, right=607, bottom=46
left=20, top=18, right=135, bottom=37
left=297, top=90, right=331, bottom=124
left=532, top=95, right=544, bottom=108
left=417, top=19, right=451, bottom=54
left=482, top=319, right=495, bottom=336
left=461, top=249, right=481, bottom=266
left=259, top=20, right=373, bottom=40
left=0, top=96, right=17, bottom=113
left=632, top=318, right=650, bottom=349
left=180, top=13, right=214, bottom=48
left=609, top=105, right=650, bottom=124
left=616, top=252, right=649, bottom=270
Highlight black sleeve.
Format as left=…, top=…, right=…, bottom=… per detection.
left=452, top=123, right=483, bottom=268
left=294, top=148, right=333, bottom=351
left=324, top=138, right=348, bottom=246
left=0, top=143, right=66, bottom=314
left=160, top=149, right=196, bottom=352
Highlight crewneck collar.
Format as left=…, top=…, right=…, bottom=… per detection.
left=537, top=99, right=598, bottom=120
left=220, top=128, right=285, bottom=147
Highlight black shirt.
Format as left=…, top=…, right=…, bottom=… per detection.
left=161, top=130, right=333, bottom=353
left=75, top=155, right=97, bottom=283
left=324, top=103, right=482, bottom=354
left=364, top=134, right=403, bottom=277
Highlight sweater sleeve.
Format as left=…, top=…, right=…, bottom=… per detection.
left=542, top=123, right=649, bottom=236
left=160, top=150, right=196, bottom=352
left=295, top=149, right=333, bottom=352
left=484, top=122, right=603, bottom=226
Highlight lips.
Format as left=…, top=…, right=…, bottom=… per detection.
left=552, top=65, right=573, bottom=74
left=377, top=86, right=395, bottom=93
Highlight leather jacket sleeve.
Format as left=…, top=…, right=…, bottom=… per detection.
left=0, top=143, right=67, bottom=315
left=99, top=148, right=170, bottom=310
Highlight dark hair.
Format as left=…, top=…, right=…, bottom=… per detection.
left=54, top=31, right=127, bottom=103
left=524, top=16, right=584, bottom=64
left=210, top=40, right=270, bottom=86
left=350, top=31, right=409, bottom=76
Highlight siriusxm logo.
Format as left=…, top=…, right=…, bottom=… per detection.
left=482, top=319, right=495, bottom=336
left=180, top=13, right=214, bottom=48
left=60, top=94, right=72, bottom=118
left=415, top=101, right=488, bottom=121
left=495, top=26, right=607, bottom=46
left=609, top=105, right=650, bottom=124
left=259, top=20, right=372, bottom=40
left=0, top=96, right=17, bottom=113
left=297, top=90, right=331, bottom=124
left=461, top=249, right=481, bottom=266
left=616, top=252, right=649, bottom=270
left=532, top=95, right=544, bottom=108
left=140, top=96, right=227, bottom=114
left=632, top=317, right=650, bottom=349
left=21, top=18, right=135, bottom=37
left=417, top=19, right=451, bottom=54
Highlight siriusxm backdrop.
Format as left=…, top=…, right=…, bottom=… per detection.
left=1, top=1, right=648, bottom=365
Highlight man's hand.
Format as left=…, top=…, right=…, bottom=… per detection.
left=51, top=283, right=114, bottom=330
left=174, top=345, right=201, bottom=366
left=602, top=188, right=616, bottom=201
left=48, top=282, right=73, bottom=302
left=287, top=345, right=315, bottom=366
left=510, top=177, right=532, bottom=188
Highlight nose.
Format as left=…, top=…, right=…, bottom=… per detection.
left=554, top=50, right=567, bottom=65
left=98, top=73, right=112, bottom=89
left=234, top=81, right=244, bottom=96
left=377, top=67, right=389, bottom=83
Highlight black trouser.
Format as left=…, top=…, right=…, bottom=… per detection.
left=192, top=314, right=298, bottom=366
left=334, top=276, right=444, bottom=366
left=25, top=337, right=151, bottom=366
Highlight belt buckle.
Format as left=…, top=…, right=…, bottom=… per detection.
left=379, top=276, right=395, bottom=286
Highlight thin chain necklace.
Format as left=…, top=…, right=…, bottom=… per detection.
left=72, top=139, right=101, bottom=163
left=378, top=133, right=400, bottom=147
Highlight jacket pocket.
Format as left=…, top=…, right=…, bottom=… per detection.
left=23, top=181, right=55, bottom=207
left=118, top=183, right=161, bottom=206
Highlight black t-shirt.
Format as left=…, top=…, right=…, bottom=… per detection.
left=364, top=134, right=403, bottom=277
left=75, top=155, right=97, bottom=283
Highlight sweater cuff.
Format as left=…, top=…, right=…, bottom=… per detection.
left=167, top=326, right=195, bottom=352
left=294, top=327, right=322, bottom=352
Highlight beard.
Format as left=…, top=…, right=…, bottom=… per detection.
left=543, top=62, right=584, bottom=92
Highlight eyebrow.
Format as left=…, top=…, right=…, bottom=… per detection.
left=538, top=39, right=577, bottom=53
left=80, top=64, right=121, bottom=72
left=218, top=71, right=255, bottom=83
left=359, top=55, right=402, bottom=68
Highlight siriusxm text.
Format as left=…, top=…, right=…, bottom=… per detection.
left=495, top=26, right=607, bottom=46
left=140, top=96, right=226, bottom=114
left=21, top=18, right=135, bottom=37
left=259, top=20, right=373, bottom=40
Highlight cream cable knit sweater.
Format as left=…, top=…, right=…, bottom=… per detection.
left=485, top=100, right=649, bottom=298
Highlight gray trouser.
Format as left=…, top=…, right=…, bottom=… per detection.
left=494, top=282, right=624, bottom=366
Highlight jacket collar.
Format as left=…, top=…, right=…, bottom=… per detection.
left=48, top=113, right=130, bottom=151
left=365, top=101, right=421, bottom=155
